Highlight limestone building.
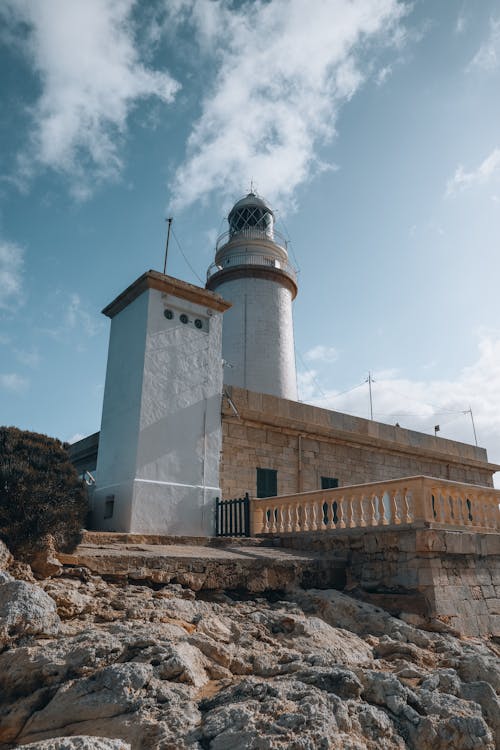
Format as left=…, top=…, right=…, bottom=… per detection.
left=70, top=193, right=498, bottom=534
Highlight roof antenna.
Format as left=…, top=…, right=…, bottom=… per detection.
left=163, top=217, right=173, bottom=275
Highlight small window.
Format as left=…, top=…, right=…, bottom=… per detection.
left=104, top=495, right=115, bottom=519
left=321, top=476, right=339, bottom=490
left=257, top=468, right=277, bottom=498
left=164, top=309, right=173, bottom=320
left=194, top=318, right=203, bottom=329
left=180, top=313, right=188, bottom=324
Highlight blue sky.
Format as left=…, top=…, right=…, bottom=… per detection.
left=1, top=0, right=500, bottom=477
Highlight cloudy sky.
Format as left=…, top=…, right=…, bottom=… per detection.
left=1, top=0, right=500, bottom=480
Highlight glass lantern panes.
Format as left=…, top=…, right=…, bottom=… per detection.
left=229, top=206, right=274, bottom=238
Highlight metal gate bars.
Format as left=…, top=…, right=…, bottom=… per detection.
left=215, top=493, right=250, bottom=537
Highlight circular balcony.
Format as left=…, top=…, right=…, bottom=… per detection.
left=215, top=226, right=288, bottom=253
left=207, top=252, right=297, bottom=286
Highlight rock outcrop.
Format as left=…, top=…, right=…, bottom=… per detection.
left=0, top=546, right=499, bottom=750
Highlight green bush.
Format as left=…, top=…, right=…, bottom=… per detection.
left=0, top=426, right=88, bottom=556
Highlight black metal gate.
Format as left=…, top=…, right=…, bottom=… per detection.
left=215, top=493, right=250, bottom=537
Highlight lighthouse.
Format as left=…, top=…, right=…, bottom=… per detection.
left=206, top=193, right=298, bottom=400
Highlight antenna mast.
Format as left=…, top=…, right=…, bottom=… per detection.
left=163, top=217, right=173, bottom=275
left=465, top=405, right=478, bottom=446
left=366, top=371, right=375, bottom=420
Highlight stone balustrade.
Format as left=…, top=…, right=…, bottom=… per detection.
left=250, top=475, right=500, bottom=535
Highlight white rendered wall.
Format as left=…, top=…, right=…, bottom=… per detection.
left=93, top=286, right=224, bottom=535
left=217, top=276, right=297, bottom=401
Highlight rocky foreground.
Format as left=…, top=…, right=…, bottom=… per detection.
left=1, top=541, right=500, bottom=750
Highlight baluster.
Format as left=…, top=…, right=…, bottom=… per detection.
left=402, top=488, right=412, bottom=524
left=431, top=490, right=441, bottom=523
left=263, top=507, right=269, bottom=533
left=423, top=487, right=435, bottom=523
left=310, top=500, right=319, bottom=531
left=302, top=502, right=310, bottom=532
left=270, top=506, right=277, bottom=534
left=358, top=495, right=367, bottom=527
left=464, top=495, right=474, bottom=527
left=488, top=495, right=498, bottom=529
left=380, top=491, right=389, bottom=525
left=389, top=491, right=396, bottom=524
left=391, top=491, right=401, bottom=525
left=455, top=493, right=465, bottom=526
left=443, top=494, right=453, bottom=524
left=484, top=495, right=494, bottom=529
left=493, top=496, right=500, bottom=531
left=350, top=495, right=360, bottom=528
left=483, top=494, right=492, bottom=529
left=284, top=504, right=291, bottom=533
left=450, top=493, right=457, bottom=524
left=337, top=496, right=346, bottom=529
left=281, top=504, right=288, bottom=533
left=368, top=494, right=377, bottom=526
left=278, top=504, right=285, bottom=533
left=295, top=504, right=302, bottom=532
left=474, top=494, right=485, bottom=529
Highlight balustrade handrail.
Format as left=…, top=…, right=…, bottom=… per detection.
left=207, top=253, right=297, bottom=283
left=250, top=475, right=500, bottom=536
left=216, top=226, right=288, bottom=252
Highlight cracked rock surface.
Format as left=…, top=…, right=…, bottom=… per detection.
left=0, top=557, right=499, bottom=750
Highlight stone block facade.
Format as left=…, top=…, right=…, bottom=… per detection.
left=220, top=386, right=497, bottom=499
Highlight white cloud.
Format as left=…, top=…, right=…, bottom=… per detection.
left=446, top=147, right=500, bottom=196
left=376, top=64, right=393, bottom=86
left=41, top=292, right=102, bottom=339
left=0, top=373, right=29, bottom=392
left=304, top=345, right=339, bottom=364
left=298, top=332, right=500, bottom=469
left=0, top=240, right=24, bottom=310
left=168, top=0, right=409, bottom=212
left=2, top=0, right=180, bottom=198
left=68, top=432, right=85, bottom=444
left=467, top=17, right=500, bottom=72
left=455, top=11, right=467, bottom=36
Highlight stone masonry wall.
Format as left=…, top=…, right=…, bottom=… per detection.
left=220, top=386, right=497, bottom=499
left=273, top=527, right=500, bottom=637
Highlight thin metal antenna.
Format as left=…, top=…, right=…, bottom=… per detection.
left=163, top=217, right=173, bottom=275
left=366, top=371, right=375, bottom=420
left=464, top=405, right=478, bottom=446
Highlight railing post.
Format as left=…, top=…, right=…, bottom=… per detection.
left=251, top=499, right=265, bottom=536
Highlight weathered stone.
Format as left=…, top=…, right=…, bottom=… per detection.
left=1, top=572, right=499, bottom=750
left=0, top=580, right=60, bottom=646
left=0, top=540, right=13, bottom=570
left=14, top=738, right=130, bottom=749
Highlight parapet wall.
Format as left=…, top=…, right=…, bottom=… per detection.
left=221, top=387, right=498, bottom=499
left=273, top=527, right=500, bottom=638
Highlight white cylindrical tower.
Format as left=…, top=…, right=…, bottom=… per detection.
left=206, top=193, right=298, bottom=400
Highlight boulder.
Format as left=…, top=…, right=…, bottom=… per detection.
left=0, top=580, right=60, bottom=646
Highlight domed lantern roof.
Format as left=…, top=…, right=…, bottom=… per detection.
left=228, top=192, right=274, bottom=238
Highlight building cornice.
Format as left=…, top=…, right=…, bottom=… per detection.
left=102, top=270, right=232, bottom=318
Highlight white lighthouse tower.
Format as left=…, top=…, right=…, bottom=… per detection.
left=206, top=193, right=298, bottom=400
